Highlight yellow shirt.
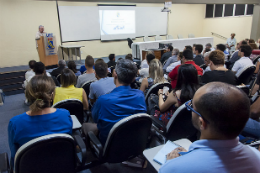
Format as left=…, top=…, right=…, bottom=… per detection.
left=53, top=85, right=83, bottom=104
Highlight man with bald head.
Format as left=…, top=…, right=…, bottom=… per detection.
left=159, top=82, right=260, bottom=173
left=35, top=25, right=46, bottom=48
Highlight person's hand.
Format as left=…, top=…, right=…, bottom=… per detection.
left=165, top=91, right=169, bottom=97
left=166, top=147, right=187, bottom=160
left=158, top=89, right=163, bottom=96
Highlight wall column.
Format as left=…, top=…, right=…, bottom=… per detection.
left=251, top=5, right=260, bottom=40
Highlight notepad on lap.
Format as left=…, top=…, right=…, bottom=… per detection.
left=153, top=141, right=180, bottom=165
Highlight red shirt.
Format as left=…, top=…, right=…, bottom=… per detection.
left=168, top=61, right=203, bottom=89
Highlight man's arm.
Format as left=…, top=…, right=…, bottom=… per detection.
left=89, top=83, right=97, bottom=105
left=163, top=57, right=173, bottom=71
left=250, top=96, right=260, bottom=121
left=91, top=98, right=102, bottom=123
left=232, top=62, right=239, bottom=74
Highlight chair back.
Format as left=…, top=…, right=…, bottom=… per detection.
left=166, top=104, right=198, bottom=141
left=236, top=85, right=250, bottom=96
left=56, top=74, right=61, bottom=84
left=145, top=82, right=172, bottom=105
left=103, top=114, right=152, bottom=163
left=237, top=66, right=256, bottom=85
left=14, top=134, right=76, bottom=173
left=52, top=99, right=84, bottom=124
left=188, top=34, right=195, bottom=38
left=81, top=80, right=96, bottom=97
left=253, top=56, right=260, bottom=65
left=166, top=35, right=174, bottom=40
left=127, top=38, right=133, bottom=49
left=143, top=36, right=150, bottom=42
left=155, top=35, right=162, bottom=41
left=177, top=34, right=183, bottom=39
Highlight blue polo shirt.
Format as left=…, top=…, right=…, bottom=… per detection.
left=159, top=138, right=260, bottom=173
left=92, top=85, right=147, bottom=145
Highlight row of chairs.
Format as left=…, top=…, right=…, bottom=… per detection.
left=143, top=34, right=195, bottom=42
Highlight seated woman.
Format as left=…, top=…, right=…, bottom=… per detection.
left=68, top=60, right=81, bottom=76
left=201, top=50, right=238, bottom=85
left=8, top=75, right=72, bottom=168
left=156, top=64, right=200, bottom=125
left=53, top=68, right=89, bottom=110
left=140, top=59, right=167, bottom=92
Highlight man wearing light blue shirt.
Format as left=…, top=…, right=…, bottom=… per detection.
left=226, top=33, right=237, bottom=54
left=159, top=82, right=260, bottom=173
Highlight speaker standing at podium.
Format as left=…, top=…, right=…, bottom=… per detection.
left=35, top=25, right=46, bottom=48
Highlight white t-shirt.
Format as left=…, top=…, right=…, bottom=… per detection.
left=35, top=31, right=46, bottom=47
left=140, top=60, right=149, bottom=69
left=139, top=68, right=149, bottom=78
left=166, top=60, right=181, bottom=73
left=226, top=37, right=237, bottom=54
left=23, top=72, right=51, bottom=88
left=232, top=57, right=254, bottom=77
left=25, top=69, right=35, bottom=81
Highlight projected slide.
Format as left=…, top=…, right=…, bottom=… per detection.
left=99, top=10, right=135, bottom=40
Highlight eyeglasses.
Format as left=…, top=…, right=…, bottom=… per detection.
left=185, top=99, right=210, bottom=124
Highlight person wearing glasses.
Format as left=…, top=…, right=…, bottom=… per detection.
left=159, top=82, right=260, bottom=173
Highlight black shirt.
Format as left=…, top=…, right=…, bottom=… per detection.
left=160, top=51, right=172, bottom=65
left=201, top=70, right=238, bottom=85
left=107, top=61, right=116, bottom=68
left=51, top=66, right=65, bottom=78
left=193, top=54, right=204, bottom=66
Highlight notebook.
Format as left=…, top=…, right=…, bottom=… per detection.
left=153, top=141, right=181, bottom=165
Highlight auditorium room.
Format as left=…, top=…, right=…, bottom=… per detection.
left=1, top=0, right=260, bottom=172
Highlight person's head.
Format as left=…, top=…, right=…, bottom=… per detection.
left=33, top=62, right=46, bottom=75
left=205, top=43, right=212, bottom=49
left=94, top=60, right=108, bottom=79
left=208, top=50, right=225, bottom=70
left=28, top=60, right=36, bottom=70
left=114, top=59, right=137, bottom=85
left=172, top=48, right=179, bottom=56
left=175, top=64, right=199, bottom=103
left=26, top=75, right=55, bottom=112
left=184, top=45, right=192, bottom=51
left=239, top=45, right=252, bottom=57
left=250, top=43, right=258, bottom=50
left=118, top=57, right=123, bottom=61
left=237, top=40, right=248, bottom=50
left=249, top=39, right=255, bottom=44
left=204, top=48, right=211, bottom=54
left=167, top=45, right=173, bottom=52
left=85, top=55, right=94, bottom=69
left=147, top=54, right=156, bottom=64
left=109, top=54, right=115, bottom=62
left=216, top=44, right=226, bottom=52
left=204, top=51, right=211, bottom=66
left=231, top=33, right=236, bottom=38
left=39, top=25, right=44, bottom=33
left=177, top=52, right=183, bottom=61
left=245, top=38, right=249, bottom=42
left=195, top=44, right=203, bottom=54
left=58, top=60, right=66, bottom=68
left=192, top=44, right=196, bottom=53
left=125, top=54, right=133, bottom=61
left=145, top=50, right=154, bottom=60
left=149, top=59, right=165, bottom=84
left=95, top=58, right=104, bottom=64
left=192, top=82, right=250, bottom=139
left=67, top=61, right=77, bottom=73
left=60, top=68, right=76, bottom=87
left=182, top=49, right=193, bottom=63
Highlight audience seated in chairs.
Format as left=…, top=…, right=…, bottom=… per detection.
left=154, top=64, right=200, bottom=126
left=81, top=59, right=147, bottom=146
left=201, top=50, right=238, bottom=85
left=140, top=59, right=167, bottom=92
left=107, top=53, right=116, bottom=68
left=159, top=82, right=260, bottom=173
left=160, top=45, right=173, bottom=65
left=76, top=55, right=97, bottom=88
left=228, top=40, right=248, bottom=69
left=202, top=51, right=211, bottom=73
left=232, top=45, right=254, bottom=77
left=51, top=59, right=66, bottom=78
left=138, top=54, right=156, bottom=81
left=8, top=75, right=72, bottom=168
left=216, top=44, right=229, bottom=61
left=163, top=49, right=180, bottom=73
left=53, top=69, right=89, bottom=111
left=193, top=44, right=204, bottom=66
left=168, top=49, right=203, bottom=89
left=140, top=50, right=154, bottom=69
left=166, top=52, right=182, bottom=73
left=67, top=60, right=81, bottom=77
left=89, top=59, right=116, bottom=105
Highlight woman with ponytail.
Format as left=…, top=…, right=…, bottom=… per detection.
left=8, top=75, right=72, bottom=168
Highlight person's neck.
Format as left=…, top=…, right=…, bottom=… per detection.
left=184, top=60, right=193, bottom=63
left=200, top=133, right=233, bottom=140
left=96, top=76, right=106, bottom=80
left=86, top=68, right=94, bottom=74
left=213, top=65, right=227, bottom=71
left=196, top=52, right=201, bottom=56
left=27, top=107, right=54, bottom=116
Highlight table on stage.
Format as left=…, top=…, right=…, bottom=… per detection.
left=132, top=37, right=214, bottom=60
left=60, top=45, right=85, bottom=63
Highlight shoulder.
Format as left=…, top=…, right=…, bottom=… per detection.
left=55, top=108, right=70, bottom=116
left=10, top=112, right=27, bottom=124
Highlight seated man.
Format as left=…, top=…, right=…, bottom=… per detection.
left=107, top=54, right=116, bottom=68
left=160, top=45, right=173, bottom=65
left=232, top=45, right=254, bottom=77
left=201, top=50, right=238, bottom=85
left=202, top=51, right=211, bottom=73
left=25, top=60, right=36, bottom=81
left=138, top=54, right=155, bottom=80
left=168, top=49, right=203, bottom=89
left=159, top=82, right=260, bottom=173
left=76, top=55, right=97, bottom=88
left=82, top=59, right=147, bottom=145
left=229, top=40, right=247, bottom=69
left=50, top=60, right=66, bottom=77
left=216, top=44, right=229, bottom=61
left=163, top=48, right=180, bottom=73
left=89, top=60, right=116, bottom=105
left=166, top=51, right=182, bottom=73
left=193, top=44, right=204, bottom=66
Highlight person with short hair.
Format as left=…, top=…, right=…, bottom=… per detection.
left=138, top=54, right=156, bottom=79
left=67, top=60, right=81, bottom=76
left=168, top=49, right=203, bottom=89
left=51, top=60, right=66, bottom=78
left=8, top=75, right=72, bottom=168
left=89, top=60, right=116, bottom=105
left=53, top=69, right=89, bottom=110
left=205, top=43, right=215, bottom=51
left=184, top=45, right=192, bottom=51
left=76, top=55, right=97, bottom=88
left=232, top=45, right=254, bottom=76
left=125, top=54, right=133, bottom=61
left=141, top=50, right=154, bottom=69
left=193, top=44, right=204, bottom=66
left=226, top=33, right=237, bottom=54
left=81, top=59, right=147, bottom=145
left=35, top=25, right=46, bottom=48
left=229, top=40, right=248, bottom=69
left=201, top=50, right=238, bottom=85
left=25, top=60, right=36, bottom=80
left=166, top=52, right=183, bottom=73
left=107, top=54, right=116, bottom=68
left=217, top=44, right=229, bottom=61
left=163, top=48, right=180, bottom=73
left=159, top=82, right=260, bottom=173
left=202, top=51, right=211, bottom=73
left=160, top=45, right=174, bottom=65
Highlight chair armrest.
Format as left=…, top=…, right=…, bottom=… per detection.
left=87, top=131, right=103, bottom=159
left=150, top=115, right=166, bottom=132
left=73, top=135, right=87, bottom=166
left=0, top=153, right=10, bottom=173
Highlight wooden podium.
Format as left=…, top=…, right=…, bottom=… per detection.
left=37, top=36, right=58, bottom=66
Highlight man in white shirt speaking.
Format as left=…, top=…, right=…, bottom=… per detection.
left=35, top=25, right=46, bottom=48
left=226, top=33, right=237, bottom=54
